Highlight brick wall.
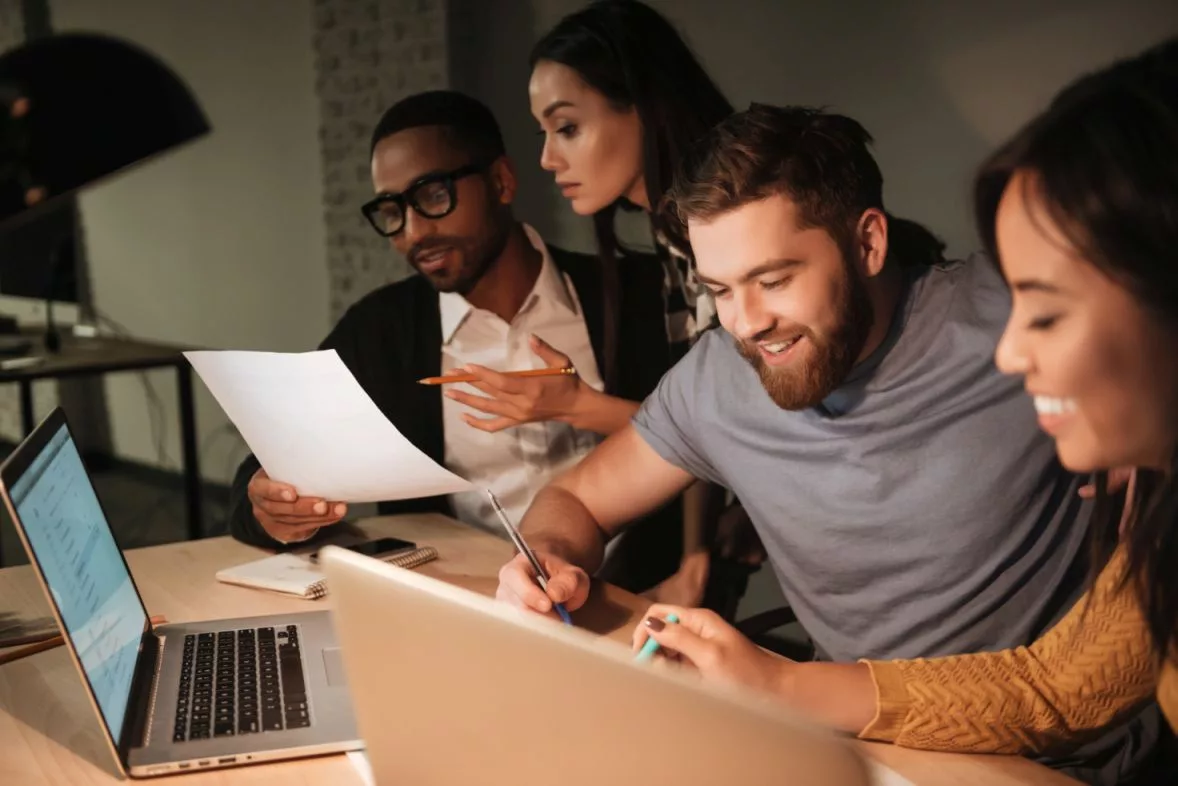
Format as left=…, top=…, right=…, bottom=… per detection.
left=313, top=0, right=448, bottom=322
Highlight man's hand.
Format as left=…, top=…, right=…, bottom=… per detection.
left=247, top=468, right=347, bottom=544
left=445, top=334, right=585, bottom=433
left=496, top=551, right=591, bottom=617
left=632, top=604, right=788, bottom=695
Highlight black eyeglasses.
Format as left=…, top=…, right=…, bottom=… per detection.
left=360, top=163, right=483, bottom=237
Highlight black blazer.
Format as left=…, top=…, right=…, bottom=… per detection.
left=226, top=244, right=684, bottom=588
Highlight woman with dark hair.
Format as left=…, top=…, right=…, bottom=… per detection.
left=629, top=36, right=1178, bottom=778
left=528, top=0, right=731, bottom=361
left=462, top=0, right=759, bottom=610
left=461, top=0, right=730, bottom=434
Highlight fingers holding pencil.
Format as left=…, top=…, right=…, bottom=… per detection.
left=419, top=335, right=580, bottom=386
left=427, top=336, right=586, bottom=433
left=418, top=365, right=577, bottom=386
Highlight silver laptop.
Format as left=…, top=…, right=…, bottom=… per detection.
left=319, top=544, right=874, bottom=786
left=0, top=408, right=360, bottom=777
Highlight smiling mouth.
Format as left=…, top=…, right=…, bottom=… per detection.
left=1031, top=394, right=1078, bottom=436
left=761, top=338, right=799, bottom=355
left=1033, top=395, right=1077, bottom=416
left=414, top=248, right=451, bottom=271
left=752, top=335, right=804, bottom=367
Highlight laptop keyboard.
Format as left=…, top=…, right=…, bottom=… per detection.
left=172, top=625, right=310, bottom=742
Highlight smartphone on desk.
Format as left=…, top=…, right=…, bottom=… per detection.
left=308, top=536, right=416, bottom=564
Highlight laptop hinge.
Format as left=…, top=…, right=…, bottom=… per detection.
left=118, top=628, right=161, bottom=762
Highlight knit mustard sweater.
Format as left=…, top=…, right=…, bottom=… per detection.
left=858, top=550, right=1176, bottom=754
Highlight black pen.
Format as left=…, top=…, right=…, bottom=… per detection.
left=485, top=489, right=573, bottom=625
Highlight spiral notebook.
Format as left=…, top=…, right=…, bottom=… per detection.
left=215, top=547, right=439, bottom=599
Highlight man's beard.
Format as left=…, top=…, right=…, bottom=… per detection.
left=412, top=223, right=510, bottom=295
left=736, top=268, right=874, bottom=410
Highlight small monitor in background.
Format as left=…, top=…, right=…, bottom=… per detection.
left=0, top=195, right=79, bottom=306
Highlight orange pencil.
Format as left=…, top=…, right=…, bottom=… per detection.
left=0, top=615, right=167, bottom=666
left=417, top=367, right=577, bottom=385
left=0, top=635, right=62, bottom=665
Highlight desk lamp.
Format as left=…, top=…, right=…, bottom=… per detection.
left=0, top=32, right=210, bottom=354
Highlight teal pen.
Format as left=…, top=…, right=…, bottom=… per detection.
left=634, top=613, right=679, bottom=662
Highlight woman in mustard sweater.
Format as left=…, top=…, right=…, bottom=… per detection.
left=630, top=35, right=1178, bottom=764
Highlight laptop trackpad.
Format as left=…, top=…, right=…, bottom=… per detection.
left=322, top=648, right=348, bottom=687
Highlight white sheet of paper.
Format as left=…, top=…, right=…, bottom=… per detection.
left=185, top=349, right=474, bottom=502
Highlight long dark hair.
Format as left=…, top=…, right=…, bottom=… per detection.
left=530, top=0, right=732, bottom=382
left=974, top=37, right=1178, bottom=660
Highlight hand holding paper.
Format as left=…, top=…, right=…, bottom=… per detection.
left=185, top=349, right=474, bottom=503
left=246, top=467, right=346, bottom=543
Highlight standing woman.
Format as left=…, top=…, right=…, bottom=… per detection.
left=526, top=0, right=763, bottom=611
left=528, top=0, right=731, bottom=363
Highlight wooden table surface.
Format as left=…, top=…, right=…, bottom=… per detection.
left=0, top=513, right=1079, bottom=786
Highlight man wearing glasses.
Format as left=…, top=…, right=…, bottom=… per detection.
left=225, top=91, right=683, bottom=596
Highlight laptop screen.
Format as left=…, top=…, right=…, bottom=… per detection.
left=10, top=421, right=148, bottom=746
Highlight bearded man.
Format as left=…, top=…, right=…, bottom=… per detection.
left=492, top=104, right=1166, bottom=784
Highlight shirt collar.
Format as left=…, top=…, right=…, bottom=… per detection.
left=815, top=266, right=920, bottom=418
left=439, top=288, right=472, bottom=347
left=439, top=223, right=576, bottom=345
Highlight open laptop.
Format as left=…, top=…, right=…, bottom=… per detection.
left=319, top=545, right=875, bottom=786
left=0, top=407, right=360, bottom=777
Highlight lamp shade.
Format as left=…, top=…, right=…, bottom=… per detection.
left=0, top=32, right=210, bottom=233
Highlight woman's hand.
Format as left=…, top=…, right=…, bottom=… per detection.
left=632, top=604, right=789, bottom=696
left=445, top=334, right=640, bottom=435
left=445, top=334, right=584, bottom=432
left=633, top=604, right=879, bottom=734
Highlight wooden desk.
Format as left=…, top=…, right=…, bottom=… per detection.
left=0, top=328, right=202, bottom=562
left=0, top=514, right=1078, bottom=786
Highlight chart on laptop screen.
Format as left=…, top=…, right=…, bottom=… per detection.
left=10, top=423, right=148, bottom=744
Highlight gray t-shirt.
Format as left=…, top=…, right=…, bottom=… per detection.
left=633, top=254, right=1092, bottom=663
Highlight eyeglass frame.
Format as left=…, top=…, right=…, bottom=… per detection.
left=359, top=162, right=485, bottom=238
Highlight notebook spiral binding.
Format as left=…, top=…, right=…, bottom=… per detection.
left=312, top=547, right=439, bottom=599
left=217, top=546, right=441, bottom=600
left=385, top=546, right=439, bottom=571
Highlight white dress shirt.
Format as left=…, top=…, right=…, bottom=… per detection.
left=440, top=224, right=605, bottom=535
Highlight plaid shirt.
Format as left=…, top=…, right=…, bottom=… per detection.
left=655, top=230, right=717, bottom=362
